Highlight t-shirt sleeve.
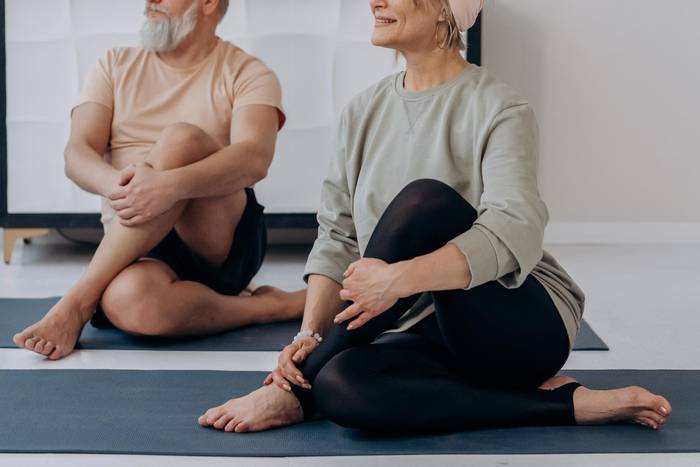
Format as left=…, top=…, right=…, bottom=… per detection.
left=232, top=57, right=287, bottom=131
left=71, top=49, right=115, bottom=117
left=448, top=103, right=549, bottom=290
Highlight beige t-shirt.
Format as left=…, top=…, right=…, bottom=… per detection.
left=71, top=37, right=286, bottom=229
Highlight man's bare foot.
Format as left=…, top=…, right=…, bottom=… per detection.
left=573, top=384, right=672, bottom=430
left=12, top=293, right=94, bottom=360
left=252, top=285, right=306, bottom=322
left=198, top=383, right=304, bottom=433
left=539, top=374, right=578, bottom=390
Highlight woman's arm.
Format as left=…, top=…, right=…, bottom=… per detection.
left=301, top=274, right=345, bottom=336
left=390, top=244, right=473, bottom=297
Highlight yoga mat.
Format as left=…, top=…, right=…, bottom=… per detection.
left=0, top=297, right=607, bottom=351
left=0, top=369, right=694, bottom=456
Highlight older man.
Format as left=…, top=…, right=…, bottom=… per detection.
left=13, top=0, right=305, bottom=360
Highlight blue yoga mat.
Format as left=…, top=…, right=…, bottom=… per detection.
left=0, top=296, right=608, bottom=351
left=0, top=369, right=692, bottom=456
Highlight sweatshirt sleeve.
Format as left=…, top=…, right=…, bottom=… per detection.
left=448, top=103, right=549, bottom=290
left=302, top=111, right=361, bottom=285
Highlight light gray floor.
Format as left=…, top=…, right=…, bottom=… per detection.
left=2, top=230, right=699, bottom=466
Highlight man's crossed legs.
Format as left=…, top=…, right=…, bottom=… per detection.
left=13, top=123, right=305, bottom=359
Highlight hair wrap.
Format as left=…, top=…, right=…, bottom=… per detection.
left=448, top=0, right=484, bottom=32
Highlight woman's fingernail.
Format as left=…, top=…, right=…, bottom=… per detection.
left=347, top=324, right=354, bottom=330
left=284, top=384, right=291, bottom=391
left=304, top=384, right=312, bottom=389
left=296, top=376, right=304, bottom=383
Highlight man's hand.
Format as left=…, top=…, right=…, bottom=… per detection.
left=334, top=258, right=413, bottom=330
left=108, top=162, right=179, bottom=227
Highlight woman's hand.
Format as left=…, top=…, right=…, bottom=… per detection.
left=263, top=336, right=320, bottom=392
left=334, top=257, right=412, bottom=330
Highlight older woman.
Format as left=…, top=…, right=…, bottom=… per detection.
left=199, top=0, right=672, bottom=434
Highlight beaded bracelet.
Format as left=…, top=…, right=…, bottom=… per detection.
left=293, top=329, right=323, bottom=344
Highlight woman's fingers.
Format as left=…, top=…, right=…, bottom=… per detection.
left=334, top=302, right=363, bottom=324
left=271, top=369, right=292, bottom=392
left=281, top=359, right=311, bottom=389
left=346, top=311, right=373, bottom=330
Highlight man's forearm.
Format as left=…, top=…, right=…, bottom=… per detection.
left=301, top=274, right=345, bottom=336
left=64, top=142, right=117, bottom=198
left=393, top=244, right=473, bottom=296
left=169, top=141, right=269, bottom=201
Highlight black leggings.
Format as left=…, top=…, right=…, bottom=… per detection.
left=293, top=179, right=581, bottom=434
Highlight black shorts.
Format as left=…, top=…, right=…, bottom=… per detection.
left=90, top=187, right=267, bottom=329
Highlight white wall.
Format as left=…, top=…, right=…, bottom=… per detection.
left=483, top=0, right=700, bottom=222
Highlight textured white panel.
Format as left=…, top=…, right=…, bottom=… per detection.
left=7, top=121, right=98, bottom=213
left=333, top=41, right=405, bottom=115
left=75, top=34, right=139, bottom=89
left=6, top=40, right=78, bottom=121
left=217, top=0, right=248, bottom=39
left=249, top=35, right=335, bottom=130
left=338, top=0, right=376, bottom=41
left=255, top=127, right=335, bottom=212
left=245, top=0, right=340, bottom=36
left=70, top=0, right=144, bottom=36
left=5, top=0, right=71, bottom=42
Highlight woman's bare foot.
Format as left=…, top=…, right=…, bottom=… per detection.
left=198, top=383, right=304, bottom=433
left=252, top=285, right=306, bottom=322
left=539, top=374, right=578, bottom=390
left=12, top=293, right=95, bottom=360
left=573, top=384, right=672, bottom=430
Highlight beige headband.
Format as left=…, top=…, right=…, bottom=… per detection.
left=448, top=0, right=484, bottom=32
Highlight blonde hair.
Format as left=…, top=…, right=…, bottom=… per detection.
left=392, top=0, right=466, bottom=62
left=430, top=0, right=465, bottom=51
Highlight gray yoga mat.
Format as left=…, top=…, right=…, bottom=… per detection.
left=0, top=296, right=608, bottom=351
left=0, top=369, right=693, bottom=456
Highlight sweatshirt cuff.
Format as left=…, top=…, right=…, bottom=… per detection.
left=448, top=226, right=499, bottom=290
left=302, top=259, right=346, bottom=286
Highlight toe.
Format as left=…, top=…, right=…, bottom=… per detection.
left=13, top=332, right=27, bottom=347
left=234, top=421, right=248, bottom=432
left=224, top=418, right=240, bottom=432
left=34, top=339, right=45, bottom=353
left=213, top=414, right=231, bottom=430
left=41, top=341, right=55, bottom=356
left=25, top=336, right=38, bottom=351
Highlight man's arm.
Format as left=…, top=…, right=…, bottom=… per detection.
left=64, top=103, right=118, bottom=198
left=168, top=104, right=280, bottom=200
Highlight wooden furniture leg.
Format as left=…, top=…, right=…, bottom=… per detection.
left=3, top=228, right=50, bottom=264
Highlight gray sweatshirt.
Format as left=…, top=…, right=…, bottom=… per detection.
left=303, top=62, right=585, bottom=352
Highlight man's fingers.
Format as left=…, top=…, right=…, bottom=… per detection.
left=110, top=198, right=130, bottom=211
left=109, top=187, right=128, bottom=200
left=120, top=216, right=147, bottom=227
left=334, top=302, right=362, bottom=324
left=116, top=208, right=137, bottom=220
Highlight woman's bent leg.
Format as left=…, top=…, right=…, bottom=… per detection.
left=293, top=178, right=478, bottom=418
left=311, top=330, right=580, bottom=434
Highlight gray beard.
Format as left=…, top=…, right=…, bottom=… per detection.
left=139, top=1, right=199, bottom=52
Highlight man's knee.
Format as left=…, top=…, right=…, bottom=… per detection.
left=150, top=122, right=218, bottom=170
left=100, top=265, right=176, bottom=336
